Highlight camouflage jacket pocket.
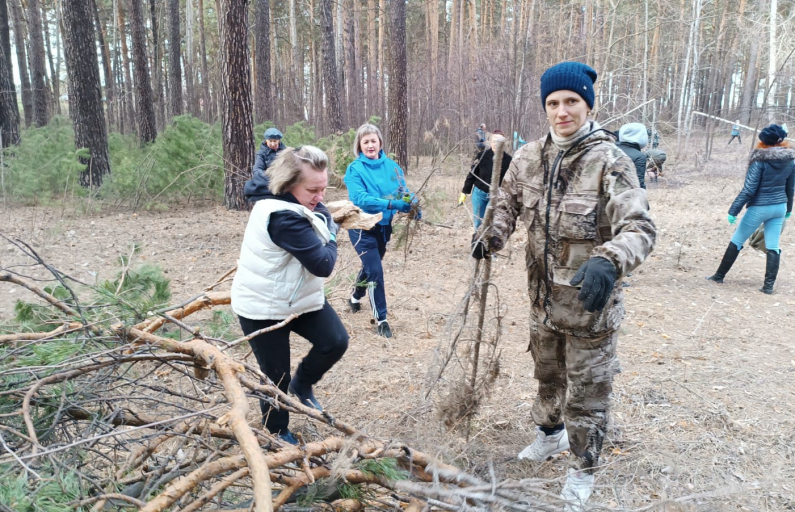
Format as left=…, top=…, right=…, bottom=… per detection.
left=520, top=183, right=543, bottom=226
left=558, top=195, right=599, bottom=240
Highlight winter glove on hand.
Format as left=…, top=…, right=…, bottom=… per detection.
left=390, top=199, right=412, bottom=213
left=786, top=212, right=792, bottom=219
left=570, top=257, right=617, bottom=313
left=470, top=232, right=503, bottom=260
left=728, top=214, right=737, bottom=225
left=458, top=193, right=467, bottom=206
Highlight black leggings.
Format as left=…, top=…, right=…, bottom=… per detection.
left=238, top=301, right=349, bottom=434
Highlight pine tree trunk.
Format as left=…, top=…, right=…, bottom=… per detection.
left=27, top=0, right=50, bottom=126
left=185, top=0, right=196, bottom=116
left=377, top=0, right=385, bottom=115
left=738, top=0, right=766, bottom=124
left=92, top=0, right=115, bottom=131
left=320, top=0, right=343, bottom=132
left=117, top=0, right=137, bottom=135
left=220, top=0, right=253, bottom=210
left=8, top=0, right=31, bottom=127
left=254, top=0, right=272, bottom=123
left=0, top=0, right=19, bottom=146
left=387, top=0, right=407, bottom=172
left=344, top=0, right=358, bottom=124
left=129, top=0, right=157, bottom=144
left=42, top=3, right=60, bottom=116
left=198, top=0, right=210, bottom=121
left=150, top=0, right=165, bottom=129
left=366, top=0, right=377, bottom=116
left=62, top=0, right=111, bottom=186
left=168, top=0, right=182, bottom=117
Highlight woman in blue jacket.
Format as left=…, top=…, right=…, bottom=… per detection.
left=708, top=124, right=794, bottom=293
left=344, top=124, right=418, bottom=338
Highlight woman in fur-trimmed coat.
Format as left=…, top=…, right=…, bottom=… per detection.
left=707, top=124, right=795, bottom=294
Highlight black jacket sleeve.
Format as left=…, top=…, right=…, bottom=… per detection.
left=253, top=142, right=268, bottom=176
left=462, top=152, right=484, bottom=194
left=499, top=153, right=512, bottom=186
left=267, top=212, right=337, bottom=278
left=786, top=167, right=794, bottom=214
left=633, top=153, right=646, bottom=189
left=729, top=162, right=763, bottom=216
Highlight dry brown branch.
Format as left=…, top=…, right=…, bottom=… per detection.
left=117, top=327, right=274, bottom=512
left=0, top=322, right=83, bottom=344
left=136, top=291, right=231, bottom=333
left=221, top=313, right=298, bottom=351
left=177, top=467, right=250, bottom=512
left=72, top=493, right=147, bottom=509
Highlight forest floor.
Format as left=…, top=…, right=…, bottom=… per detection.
left=2, top=136, right=794, bottom=510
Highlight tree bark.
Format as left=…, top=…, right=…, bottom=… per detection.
left=344, top=0, right=359, bottom=124
left=116, top=0, right=137, bottom=135
left=366, top=0, right=377, bottom=116
left=27, top=0, right=50, bottom=126
left=168, top=0, right=183, bottom=117
left=92, top=0, right=115, bottom=131
left=185, top=0, right=196, bottom=116
left=320, top=0, right=343, bottom=132
left=0, top=0, right=19, bottom=146
left=387, top=0, right=407, bottom=172
left=254, top=0, right=272, bottom=123
left=150, top=0, right=165, bottom=129
left=62, top=0, right=111, bottom=186
left=220, top=0, right=253, bottom=210
left=198, top=0, right=210, bottom=121
left=8, top=0, right=31, bottom=127
left=42, top=2, right=60, bottom=116
left=129, top=0, right=157, bottom=144
left=738, top=0, right=767, bottom=124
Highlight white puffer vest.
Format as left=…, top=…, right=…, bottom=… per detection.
left=231, top=199, right=331, bottom=320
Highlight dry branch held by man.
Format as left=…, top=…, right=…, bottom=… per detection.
left=471, top=61, right=656, bottom=510
left=231, top=146, right=349, bottom=445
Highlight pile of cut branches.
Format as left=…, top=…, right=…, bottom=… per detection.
left=0, top=235, right=566, bottom=511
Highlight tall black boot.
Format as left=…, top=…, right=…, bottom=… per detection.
left=707, top=242, right=741, bottom=283
left=760, top=249, right=780, bottom=294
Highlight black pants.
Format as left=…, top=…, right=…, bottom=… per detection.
left=728, top=134, right=741, bottom=144
left=239, top=300, right=348, bottom=434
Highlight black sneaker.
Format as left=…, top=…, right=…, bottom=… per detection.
left=377, top=321, right=393, bottom=339
left=288, top=377, right=323, bottom=411
left=349, top=298, right=361, bottom=313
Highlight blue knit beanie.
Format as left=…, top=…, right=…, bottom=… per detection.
left=758, top=124, right=786, bottom=146
left=263, top=127, right=283, bottom=140
left=540, top=62, right=598, bottom=109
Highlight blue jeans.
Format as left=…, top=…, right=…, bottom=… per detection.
left=349, top=224, right=392, bottom=321
left=472, top=187, right=490, bottom=230
left=731, top=203, right=786, bottom=252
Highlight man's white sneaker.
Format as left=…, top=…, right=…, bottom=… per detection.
left=561, top=468, right=594, bottom=512
left=517, top=427, right=570, bottom=461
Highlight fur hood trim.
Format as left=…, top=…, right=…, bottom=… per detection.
left=749, top=146, right=795, bottom=163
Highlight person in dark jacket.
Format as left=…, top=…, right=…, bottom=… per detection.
left=475, top=123, right=487, bottom=151
left=458, top=130, right=512, bottom=230
left=231, top=146, right=348, bottom=445
left=617, top=123, right=648, bottom=189
left=244, top=127, right=287, bottom=200
left=708, top=124, right=795, bottom=294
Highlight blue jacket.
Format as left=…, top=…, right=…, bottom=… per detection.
left=245, top=141, right=286, bottom=201
left=344, top=150, right=410, bottom=226
left=729, top=146, right=795, bottom=216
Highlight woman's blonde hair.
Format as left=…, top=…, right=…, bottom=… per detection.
left=352, top=123, right=385, bottom=157
left=267, top=145, right=328, bottom=195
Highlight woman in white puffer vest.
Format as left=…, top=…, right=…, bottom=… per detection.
left=231, top=146, right=348, bottom=445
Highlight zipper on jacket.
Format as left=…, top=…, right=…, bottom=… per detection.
left=288, top=272, right=306, bottom=307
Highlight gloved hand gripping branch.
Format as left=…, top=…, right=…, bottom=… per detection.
left=471, top=231, right=503, bottom=259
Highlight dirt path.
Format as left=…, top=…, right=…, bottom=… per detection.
left=2, top=141, right=793, bottom=509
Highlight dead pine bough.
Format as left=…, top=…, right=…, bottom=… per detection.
left=0, top=233, right=572, bottom=511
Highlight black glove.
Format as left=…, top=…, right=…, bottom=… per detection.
left=470, top=233, right=503, bottom=260
left=569, top=257, right=617, bottom=312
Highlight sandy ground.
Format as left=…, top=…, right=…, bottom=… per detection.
left=2, top=137, right=794, bottom=510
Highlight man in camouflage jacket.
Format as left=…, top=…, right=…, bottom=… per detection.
left=478, top=124, right=656, bottom=473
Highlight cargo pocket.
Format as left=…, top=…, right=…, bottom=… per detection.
left=520, top=183, right=543, bottom=226
left=554, top=195, right=599, bottom=286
